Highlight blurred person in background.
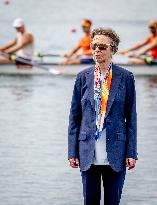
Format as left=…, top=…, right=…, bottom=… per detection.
left=0, top=18, right=34, bottom=64
left=68, top=27, right=137, bottom=205
left=119, top=20, right=157, bottom=64
left=62, top=19, right=94, bottom=64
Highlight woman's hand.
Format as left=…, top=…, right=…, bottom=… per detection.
left=69, top=158, right=80, bottom=168
left=126, top=158, right=136, bottom=170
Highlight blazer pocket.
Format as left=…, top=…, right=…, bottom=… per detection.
left=78, top=132, right=87, bottom=141
left=117, top=132, right=126, bottom=141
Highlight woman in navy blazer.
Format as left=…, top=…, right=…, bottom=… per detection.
left=68, top=27, right=137, bottom=205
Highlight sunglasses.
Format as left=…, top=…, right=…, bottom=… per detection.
left=82, top=25, right=90, bottom=28
left=149, top=26, right=156, bottom=30
left=91, top=43, right=111, bottom=51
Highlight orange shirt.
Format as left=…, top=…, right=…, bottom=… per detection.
left=78, top=34, right=91, bottom=55
left=147, top=34, right=157, bottom=58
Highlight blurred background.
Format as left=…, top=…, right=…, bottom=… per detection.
left=0, top=0, right=157, bottom=204
left=1, top=0, right=157, bottom=52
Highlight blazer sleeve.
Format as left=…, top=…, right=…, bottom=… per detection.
left=68, top=74, right=82, bottom=159
left=125, top=72, right=138, bottom=160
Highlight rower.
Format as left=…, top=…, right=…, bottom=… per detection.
left=61, top=19, right=94, bottom=64
left=119, top=20, right=157, bottom=64
left=0, top=18, right=34, bottom=65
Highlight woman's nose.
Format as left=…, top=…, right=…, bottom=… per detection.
left=95, top=47, right=101, bottom=52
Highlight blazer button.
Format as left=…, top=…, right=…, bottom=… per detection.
left=107, top=138, right=110, bottom=141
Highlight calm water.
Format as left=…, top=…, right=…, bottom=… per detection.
left=0, top=75, right=157, bottom=205
left=1, top=0, right=157, bottom=204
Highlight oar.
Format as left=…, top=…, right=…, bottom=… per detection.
left=0, top=52, right=64, bottom=75
left=118, top=52, right=157, bottom=65
left=34, top=52, right=63, bottom=58
left=34, top=52, right=80, bottom=58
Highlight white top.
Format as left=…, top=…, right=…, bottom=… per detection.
left=94, top=128, right=109, bottom=165
left=16, top=32, right=34, bottom=58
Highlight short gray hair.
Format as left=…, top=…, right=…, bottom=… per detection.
left=91, top=27, right=120, bottom=53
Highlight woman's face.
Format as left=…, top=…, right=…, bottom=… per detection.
left=91, top=35, right=114, bottom=64
left=15, top=25, right=25, bottom=33
left=149, top=25, right=157, bottom=35
left=82, top=25, right=91, bottom=34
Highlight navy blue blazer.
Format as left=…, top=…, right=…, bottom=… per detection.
left=68, top=64, right=137, bottom=172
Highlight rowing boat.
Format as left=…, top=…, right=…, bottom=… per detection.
left=0, top=62, right=157, bottom=76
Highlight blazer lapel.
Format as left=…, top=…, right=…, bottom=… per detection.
left=105, top=64, right=122, bottom=118
left=84, top=64, right=122, bottom=114
left=85, top=66, right=95, bottom=109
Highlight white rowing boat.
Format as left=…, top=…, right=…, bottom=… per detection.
left=0, top=62, right=157, bottom=76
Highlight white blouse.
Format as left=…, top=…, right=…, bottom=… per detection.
left=94, top=128, right=109, bottom=165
